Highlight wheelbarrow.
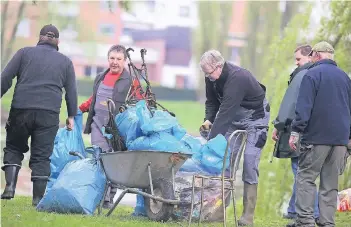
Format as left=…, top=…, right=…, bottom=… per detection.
left=187, top=130, right=248, bottom=227
left=97, top=150, right=192, bottom=222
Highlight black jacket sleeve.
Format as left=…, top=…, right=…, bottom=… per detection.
left=204, top=78, right=220, bottom=123
left=64, top=59, right=78, bottom=117
left=291, top=74, right=317, bottom=133
left=1, top=49, right=24, bottom=97
left=208, top=72, right=247, bottom=139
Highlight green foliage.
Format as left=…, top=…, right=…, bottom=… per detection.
left=241, top=1, right=282, bottom=79
left=192, top=1, right=233, bottom=101
left=315, top=0, right=351, bottom=74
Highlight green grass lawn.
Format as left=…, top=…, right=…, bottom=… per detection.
left=1, top=196, right=350, bottom=227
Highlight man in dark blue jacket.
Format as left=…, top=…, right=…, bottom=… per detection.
left=287, top=41, right=351, bottom=227
left=1, top=24, right=78, bottom=206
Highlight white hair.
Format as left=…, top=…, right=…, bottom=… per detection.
left=199, top=49, right=225, bottom=71
left=319, top=52, right=334, bottom=60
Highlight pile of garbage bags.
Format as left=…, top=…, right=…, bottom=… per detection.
left=37, top=147, right=106, bottom=215
left=37, top=110, right=106, bottom=215
left=116, top=100, right=232, bottom=221
left=116, top=100, right=229, bottom=175
left=37, top=100, right=233, bottom=219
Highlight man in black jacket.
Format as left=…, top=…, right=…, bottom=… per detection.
left=271, top=45, right=319, bottom=221
left=1, top=24, right=78, bottom=206
left=199, top=50, right=270, bottom=226
left=287, top=41, right=351, bottom=227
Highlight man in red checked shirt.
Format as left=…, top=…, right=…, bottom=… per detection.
left=79, top=45, right=142, bottom=209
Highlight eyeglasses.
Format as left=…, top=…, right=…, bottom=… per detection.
left=205, top=66, right=218, bottom=78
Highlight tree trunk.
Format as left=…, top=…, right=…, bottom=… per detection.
left=2, top=1, right=26, bottom=68
left=1, top=1, right=9, bottom=58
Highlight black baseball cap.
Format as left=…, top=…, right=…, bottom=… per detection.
left=39, top=24, right=59, bottom=38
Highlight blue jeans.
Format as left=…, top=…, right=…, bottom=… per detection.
left=288, top=157, right=320, bottom=219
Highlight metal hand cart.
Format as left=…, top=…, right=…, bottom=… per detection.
left=97, top=150, right=192, bottom=222
left=187, top=130, right=248, bottom=227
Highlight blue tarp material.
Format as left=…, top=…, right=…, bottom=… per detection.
left=37, top=146, right=106, bottom=215
left=47, top=109, right=86, bottom=190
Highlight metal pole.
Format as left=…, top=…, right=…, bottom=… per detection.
left=198, top=177, right=204, bottom=226
left=148, top=162, right=154, bottom=195
left=187, top=174, right=196, bottom=227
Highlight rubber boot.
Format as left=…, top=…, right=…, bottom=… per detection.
left=32, top=180, right=47, bottom=207
left=1, top=165, right=20, bottom=200
left=237, top=183, right=258, bottom=226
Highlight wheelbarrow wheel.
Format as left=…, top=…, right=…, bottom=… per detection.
left=144, top=178, right=175, bottom=222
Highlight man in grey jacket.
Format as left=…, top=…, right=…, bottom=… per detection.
left=271, top=45, right=319, bottom=221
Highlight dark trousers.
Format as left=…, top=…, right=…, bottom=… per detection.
left=3, top=108, right=59, bottom=180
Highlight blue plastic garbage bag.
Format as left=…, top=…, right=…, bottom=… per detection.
left=37, top=146, right=106, bottom=215
left=179, top=158, right=208, bottom=174
left=140, top=110, right=178, bottom=134
left=132, top=192, right=147, bottom=217
left=171, top=124, right=187, bottom=140
left=200, top=135, right=228, bottom=175
left=47, top=109, right=86, bottom=191
left=127, top=132, right=191, bottom=153
left=135, top=100, right=152, bottom=127
left=181, top=134, right=203, bottom=158
left=115, top=106, right=143, bottom=146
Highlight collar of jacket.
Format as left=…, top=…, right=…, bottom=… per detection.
left=289, top=62, right=313, bottom=84
left=216, top=61, right=230, bottom=85
left=312, top=59, right=337, bottom=67
left=98, top=67, right=130, bottom=82
left=37, top=40, right=59, bottom=51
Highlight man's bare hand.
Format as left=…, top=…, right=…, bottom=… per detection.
left=66, top=117, right=74, bottom=131
left=272, top=128, right=279, bottom=141
left=289, top=132, right=299, bottom=151
left=200, top=120, right=212, bottom=131
left=199, top=120, right=212, bottom=139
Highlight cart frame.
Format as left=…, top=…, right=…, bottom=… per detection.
left=187, top=130, right=248, bottom=227
left=96, top=150, right=192, bottom=222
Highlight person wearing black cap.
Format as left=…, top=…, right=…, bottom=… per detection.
left=1, top=24, right=78, bottom=206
